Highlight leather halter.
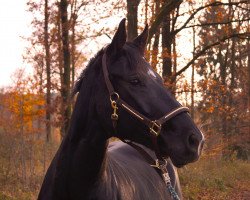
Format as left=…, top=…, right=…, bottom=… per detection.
left=102, top=49, right=189, bottom=138
left=102, top=48, right=187, bottom=200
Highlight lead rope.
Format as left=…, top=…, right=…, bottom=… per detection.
left=167, top=184, right=180, bottom=200
left=157, top=160, right=180, bottom=200
left=149, top=135, right=181, bottom=200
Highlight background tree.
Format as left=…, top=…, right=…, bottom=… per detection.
left=44, top=0, right=52, bottom=141
left=60, top=0, right=71, bottom=137
left=127, top=0, right=141, bottom=40
left=195, top=0, right=249, bottom=158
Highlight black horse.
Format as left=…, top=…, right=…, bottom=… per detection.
left=38, top=19, right=204, bottom=200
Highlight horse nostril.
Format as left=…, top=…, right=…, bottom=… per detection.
left=188, top=134, right=200, bottom=150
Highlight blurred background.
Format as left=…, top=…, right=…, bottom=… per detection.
left=0, top=0, right=249, bottom=199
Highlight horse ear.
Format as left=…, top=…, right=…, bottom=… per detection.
left=132, top=24, right=148, bottom=55
left=108, top=18, right=127, bottom=55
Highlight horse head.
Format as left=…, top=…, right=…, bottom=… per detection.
left=96, top=19, right=204, bottom=167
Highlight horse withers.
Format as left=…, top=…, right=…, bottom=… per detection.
left=38, top=19, right=204, bottom=200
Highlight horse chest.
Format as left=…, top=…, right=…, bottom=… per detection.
left=88, top=143, right=173, bottom=200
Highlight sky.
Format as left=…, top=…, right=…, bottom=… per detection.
left=0, top=1, right=31, bottom=88
left=0, top=1, right=121, bottom=88
left=0, top=1, right=194, bottom=89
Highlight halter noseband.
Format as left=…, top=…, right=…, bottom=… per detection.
left=102, top=48, right=189, bottom=137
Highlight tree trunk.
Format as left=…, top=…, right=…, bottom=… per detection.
left=171, top=10, right=179, bottom=96
left=220, top=43, right=229, bottom=135
left=151, top=0, right=160, bottom=70
left=229, top=41, right=236, bottom=134
left=126, top=0, right=140, bottom=41
left=247, top=28, right=250, bottom=134
left=191, top=26, right=195, bottom=118
left=228, top=0, right=236, bottom=134
left=245, top=1, right=250, bottom=135
left=44, top=0, right=51, bottom=142
left=162, top=13, right=173, bottom=91
left=70, top=1, right=77, bottom=89
left=148, top=0, right=182, bottom=43
left=60, top=0, right=71, bottom=138
left=145, top=0, right=148, bottom=24
left=56, top=3, right=64, bottom=139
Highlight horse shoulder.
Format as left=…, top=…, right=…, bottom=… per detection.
left=90, top=141, right=176, bottom=200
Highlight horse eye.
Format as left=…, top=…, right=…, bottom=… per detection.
left=130, top=78, right=141, bottom=85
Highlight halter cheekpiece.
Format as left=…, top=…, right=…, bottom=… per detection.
left=102, top=47, right=188, bottom=200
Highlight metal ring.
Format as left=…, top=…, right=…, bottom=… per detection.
left=150, top=121, right=161, bottom=136
left=110, top=92, right=120, bottom=102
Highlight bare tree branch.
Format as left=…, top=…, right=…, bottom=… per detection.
left=173, top=0, right=248, bottom=36
left=174, top=33, right=250, bottom=79
left=181, top=18, right=250, bottom=29
left=171, top=5, right=180, bottom=33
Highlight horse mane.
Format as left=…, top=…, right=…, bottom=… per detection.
left=71, top=48, right=105, bottom=97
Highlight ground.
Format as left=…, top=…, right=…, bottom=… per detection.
left=179, top=157, right=250, bottom=200
left=0, top=137, right=249, bottom=200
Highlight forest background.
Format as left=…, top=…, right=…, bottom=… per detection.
left=0, top=0, right=249, bottom=199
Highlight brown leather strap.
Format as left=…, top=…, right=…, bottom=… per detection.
left=123, top=140, right=166, bottom=176
left=122, top=140, right=156, bottom=166
left=117, top=98, right=152, bottom=127
left=156, top=107, right=189, bottom=125
left=102, top=51, right=115, bottom=95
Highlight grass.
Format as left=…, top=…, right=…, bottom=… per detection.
left=0, top=132, right=249, bottom=199
left=179, top=157, right=250, bottom=200
left=1, top=158, right=249, bottom=200
left=0, top=133, right=58, bottom=200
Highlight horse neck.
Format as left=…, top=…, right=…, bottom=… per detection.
left=55, top=58, right=110, bottom=198
left=67, top=121, right=108, bottom=199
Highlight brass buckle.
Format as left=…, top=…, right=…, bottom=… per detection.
left=151, top=159, right=160, bottom=169
left=150, top=159, right=167, bottom=170
left=149, top=120, right=161, bottom=136
left=111, top=101, right=118, bottom=120
left=110, top=92, right=119, bottom=121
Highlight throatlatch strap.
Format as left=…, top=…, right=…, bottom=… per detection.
left=122, top=140, right=155, bottom=165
